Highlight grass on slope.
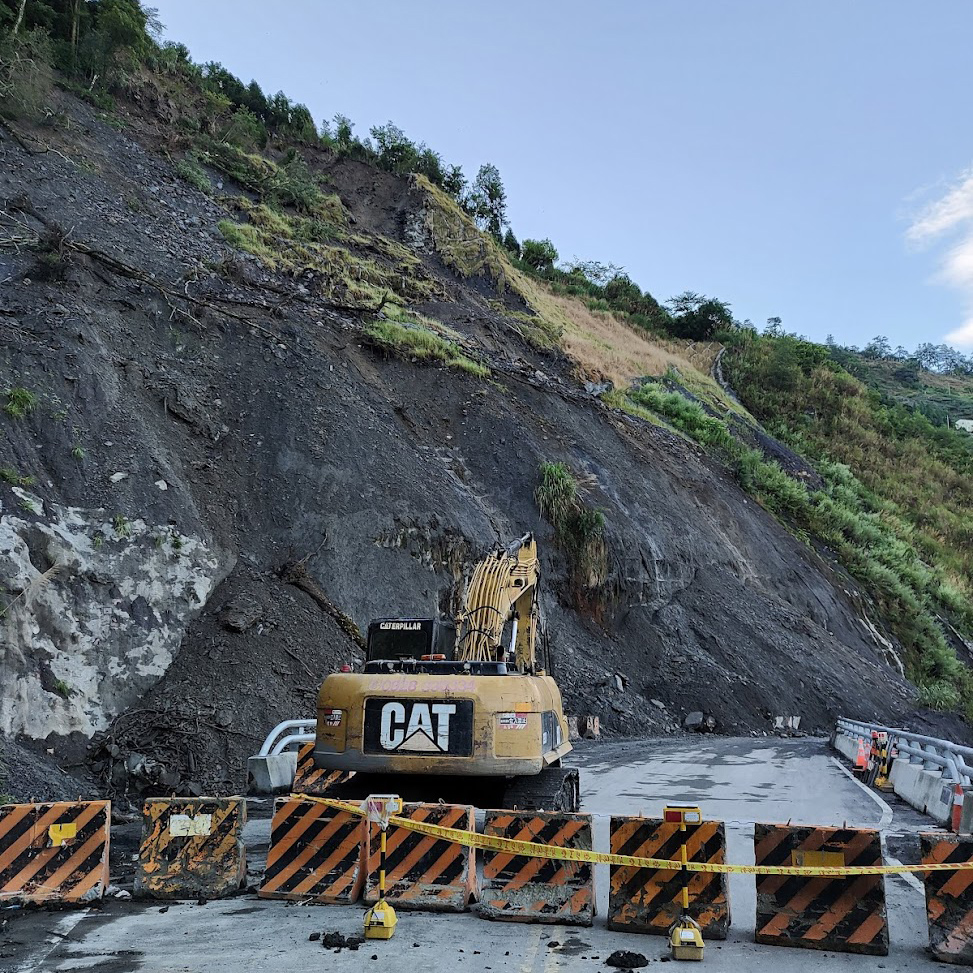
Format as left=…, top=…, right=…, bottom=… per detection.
left=412, top=175, right=744, bottom=410
left=834, top=354, right=973, bottom=428
left=718, top=332, right=973, bottom=715
left=364, top=317, right=489, bottom=377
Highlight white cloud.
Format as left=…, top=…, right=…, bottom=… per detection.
left=907, top=168, right=973, bottom=243
left=906, top=167, right=973, bottom=349
left=945, top=319, right=973, bottom=347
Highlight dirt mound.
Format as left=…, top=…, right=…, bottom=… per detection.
left=87, top=563, right=362, bottom=802
left=0, top=736, right=93, bottom=803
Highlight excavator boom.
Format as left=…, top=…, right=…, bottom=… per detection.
left=455, top=533, right=540, bottom=670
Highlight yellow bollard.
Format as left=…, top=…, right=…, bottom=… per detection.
left=665, top=805, right=705, bottom=961
left=363, top=795, right=399, bottom=940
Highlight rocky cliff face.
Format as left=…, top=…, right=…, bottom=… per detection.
left=0, top=89, right=959, bottom=798
left=0, top=499, right=224, bottom=738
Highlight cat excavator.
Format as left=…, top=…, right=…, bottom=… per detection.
left=312, top=534, right=579, bottom=810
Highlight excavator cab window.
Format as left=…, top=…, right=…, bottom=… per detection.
left=366, top=618, right=455, bottom=662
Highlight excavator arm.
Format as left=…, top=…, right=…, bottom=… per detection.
left=454, top=534, right=540, bottom=670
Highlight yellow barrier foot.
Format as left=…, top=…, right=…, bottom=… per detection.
left=364, top=899, right=397, bottom=940
left=670, top=916, right=704, bottom=961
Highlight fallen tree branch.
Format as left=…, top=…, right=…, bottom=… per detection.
left=283, top=646, right=318, bottom=683
left=277, top=560, right=366, bottom=650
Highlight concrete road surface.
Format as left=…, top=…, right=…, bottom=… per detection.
left=4, top=737, right=944, bottom=972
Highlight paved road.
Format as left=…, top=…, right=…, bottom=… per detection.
left=4, top=737, right=943, bottom=972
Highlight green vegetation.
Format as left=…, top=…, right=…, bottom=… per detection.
left=615, top=330, right=973, bottom=717
left=71, top=443, right=84, bottom=460
left=827, top=347, right=973, bottom=429
left=535, top=462, right=609, bottom=611
left=0, top=23, right=53, bottom=118
left=9, top=1, right=970, bottom=718
left=217, top=219, right=275, bottom=264
left=218, top=197, right=441, bottom=308
left=521, top=238, right=559, bottom=274
left=3, top=386, right=37, bottom=418
left=174, top=153, right=210, bottom=193
left=53, top=678, right=71, bottom=698
left=412, top=175, right=563, bottom=348
left=1, top=0, right=156, bottom=117
left=0, top=464, right=34, bottom=486
left=724, top=333, right=973, bottom=709
left=364, top=316, right=488, bottom=377
left=112, top=513, right=131, bottom=537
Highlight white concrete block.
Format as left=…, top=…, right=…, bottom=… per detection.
left=247, top=752, right=298, bottom=793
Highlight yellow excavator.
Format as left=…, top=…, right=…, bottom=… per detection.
left=313, top=534, right=579, bottom=810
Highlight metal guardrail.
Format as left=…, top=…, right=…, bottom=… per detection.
left=837, top=716, right=972, bottom=787
left=257, top=719, right=316, bottom=756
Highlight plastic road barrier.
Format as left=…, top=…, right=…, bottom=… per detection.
left=608, top=815, right=730, bottom=939
left=364, top=802, right=477, bottom=912
left=0, top=800, right=111, bottom=905
left=135, top=797, right=247, bottom=899
left=291, top=742, right=353, bottom=796
left=476, top=810, right=595, bottom=925
left=753, top=824, right=888, bottom=955
left=921, top=832, right=973, bottom=965
left=259, top=796, right=365, bottom=904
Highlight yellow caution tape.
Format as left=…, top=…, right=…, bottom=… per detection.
left=294, top=794, right=973, bottom=878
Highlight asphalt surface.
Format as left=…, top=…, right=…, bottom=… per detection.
left=2, top=736, right=945, bottom=972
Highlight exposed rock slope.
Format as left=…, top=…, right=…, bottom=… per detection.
left=0, top=90, right=960, bottom=796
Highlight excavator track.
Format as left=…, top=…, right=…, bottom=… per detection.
left=500, top=767, right=581, bottom=813
left=310, top=768, right=581, bottom=813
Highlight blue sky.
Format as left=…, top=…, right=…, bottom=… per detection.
left=152, top=1, right=973, bottom=351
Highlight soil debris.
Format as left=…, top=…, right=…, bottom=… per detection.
left=320, top=931, right=364, bottom=951
left=605, top=950, right=649, bottom=968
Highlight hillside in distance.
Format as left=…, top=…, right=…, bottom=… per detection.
left=1, top=1, right=970, bottom=799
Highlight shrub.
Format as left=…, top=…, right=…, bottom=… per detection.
left=265, top=153, right=321, bottom=212
left=665, top=292, right=734, bottom=340
left=535, top=462, right=577, bottom=526
left=521, top=238, right=558, bottom=273
left=174, top=154, right=211, bottom=193
left=222, top=105, right=267, bottom=150
left=3, top=387, right=38, bottom=418
left=0, top=465, right=34, bottom=487
left=917, top=681, right=962, bottom=711
left=31, top=223, right=71, bottom=281
left=371, top=121, right=420, bottom=175
left=0, top=28, right=53, bottom=120
left=364, top=318, right=489, bottom=377
left=197, top=137, right=275, bottom=192
left=535, top=462, right=609, bottom=606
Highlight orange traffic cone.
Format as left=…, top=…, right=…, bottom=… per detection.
left=951, top=784, right=964, bottom=833
left=855, top=738, right=868, bottom=773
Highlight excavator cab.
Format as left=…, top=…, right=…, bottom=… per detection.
left=365, top=618, right=455, bottom=662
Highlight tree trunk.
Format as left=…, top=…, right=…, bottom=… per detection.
left=12, top=0, right=28, bottom=35
left=71, top=0, right=81, bottom=49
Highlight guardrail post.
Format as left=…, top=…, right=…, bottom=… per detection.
left=908, top=738, right=923, bottom=766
